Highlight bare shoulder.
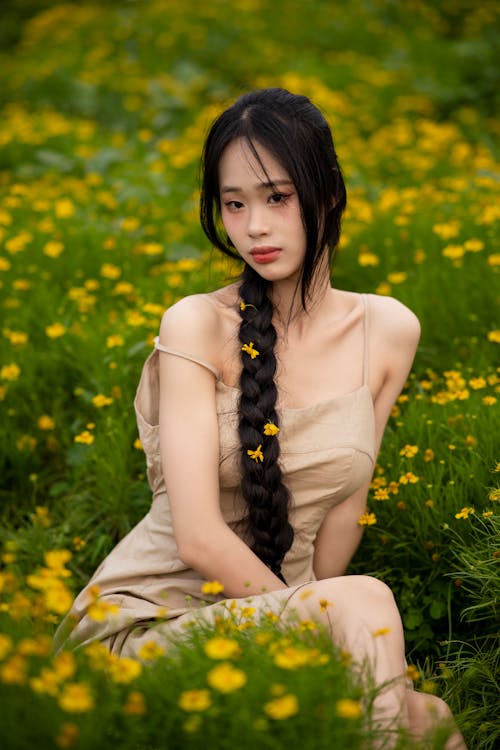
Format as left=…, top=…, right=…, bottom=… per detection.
left=159, top=285, right=240, bottom=363
left=367, top=293, right=421, bottom=348
left=159, top=293, right=221, bottom=358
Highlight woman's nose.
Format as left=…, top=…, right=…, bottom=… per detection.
left=247, top=205, right=269, bottom=237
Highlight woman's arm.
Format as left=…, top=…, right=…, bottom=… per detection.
left=313, top=296, right=421, bottom=579
left=158, top=296, right=288, bottom=597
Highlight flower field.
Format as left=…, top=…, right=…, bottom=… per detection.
left=0, top=1, right=498, bottom=748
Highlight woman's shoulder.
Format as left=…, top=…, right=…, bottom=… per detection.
left=158, top=284, right=240, bottom=360
left=365, top=293, right=421, bottom=344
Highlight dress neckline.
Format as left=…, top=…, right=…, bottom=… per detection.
left=216, top=380, right=373, bottom=413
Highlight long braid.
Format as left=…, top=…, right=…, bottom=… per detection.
left=237, top=264, right=293, bottom=583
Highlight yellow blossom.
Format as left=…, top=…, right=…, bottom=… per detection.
left=358, top=252, right=379, bottom=267
left=58, top=682, right=94, bottom=713
left=387, top=271, right=407, bottom=284
left=469, top=377, right=486, bottom=389
left=464, top=238, right=484, bottom=252
left=424, top=449, right=435, bottom=462
left=487, top=253, right=500, bottom=266
left=442, top=244, right=464, bottom=260
left=274, top=646, right=312, bottom=670
left=264, top=693, right=299, bottom=720
left=137, top=641, right=166, bottom=661
left=55, top=199, right=75, bottom=218
left=53, top=652, right=77, bottom=681
left=38, top=415, right=55, bottom=430
left=247, top=444, right=264, bottom=463
left=108, top=656, right=142, bottom=684
left=483, top=511, right=493, bottom=518
left=358, top=511, right=377, bottom=526
left=405, top=665, right=421, bottom=681
left=319, top=598, right=333, bottom=612
left=373, top=627, right=391, bottom=637
left=482, top=396, right=497, bottom=405
left=34, top=505, right=50, bottom=527
left=178, top=689, right=211, bottom=712
left=204, top=637, right=241, bottom=660
left=201, top=580, right=224, bottom=595
left=91, top=394, right=114, bottom=408
left=3, top=329, right=28, bottom=345
left=106, top=334, right=124, bottom=348
left=124, top=691, right=147, bottom=716
left=336, top=698, right=363, bottom=719
left=487, top=330, right=500, bottom=343
left=0, top=654, right=27, bottom=684
left=455, top=507, right=475, bottom=519
left=133, top=438, right=143, bottom=450
left=100, top=263, right=122, bottom=279
left=399, top=444, right=419, bottom=458
left=88, top=597, right=120, bottom=621
left=263, top=421, right=280, bottom=436
left=74, top=430, right=94, bottom=445
left=399, top=472, right=419, bottom=484
left=0, top=363, right=20, bottom=381
left=241, top=341, right=260, bottom=358
left=489, top=489, right=500, bottom=502
left=46, top=323, right=67, bottom=339
left=207, top=662, right=247, bottom=693
left=44, top=240, right=65, bottom=258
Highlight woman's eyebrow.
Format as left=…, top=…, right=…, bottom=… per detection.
left=221, top=179, right=294, bottom=194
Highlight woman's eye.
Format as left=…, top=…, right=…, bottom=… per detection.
left=224, top=200, right=244, bottom=210
left=269, top=193, right=290, bottom=205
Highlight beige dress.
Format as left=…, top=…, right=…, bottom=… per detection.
left=54, top=294, right=375, bottom=657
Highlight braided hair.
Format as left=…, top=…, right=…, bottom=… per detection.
left=199, top=88, right=347, bottom=582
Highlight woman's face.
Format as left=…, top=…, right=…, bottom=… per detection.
left=218, top=138, right=307, bottom=284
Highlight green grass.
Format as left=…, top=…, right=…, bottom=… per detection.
left=0, top=1, right=499, bottom=748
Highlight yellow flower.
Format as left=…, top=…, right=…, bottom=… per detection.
left=263, top=422, right=280, bottom=436
left=487, top=330, right=500, bottom=343
left=178, top=689, right=212, bottom=712
left=46, top=323, right=67, bottom=339
left=372, top=627, right=391, bottom=637
left=374, top=488, right=390, bottom=500
left=91, top=394, right=114, bottom=408
left=319, top=598, right=332, bottom=612
left=455, top=507, right=475, bottom=519
left=264, top=693, right=299, bottom=720
left=464, top=238, right=484, bottom=252
left=44, top=240, right=65, bottom=258
left=483, top=511, right=493, bottom=518
left=358, top=511, right=377, bottom=526
left=201, top=580, right=224, bottom=595
left=482, top=396, right=497, bottom=405
left=0, top=654, right=27, bottom=684
left=387, top=271, right=407, bottom=284
left=424, top=449, right=435, bottom=462
left=124, top=691, right=147, bottom=716
left=399, top=472, right=419, bottom=484
left=489, top=489, right=500, bottom=502
left=399, top=444, right=419, bottom=458
left=106, top=334, right=124, bottom=348
left=58, top=682, right=94, bottom=713
left=207, top=662, right=247, bottom=693
left=336, top=698, right=363, bottom=719
left=74, top=431, right=94, bottom=445
left=274, top=646, right=311, bottom=670
left=53, top=652, right=77, bottom=681
left=108, top=656, right=142, bottom=684
left=405, top=665, right=420, bottom=682
left=55, top=199, right=75, bottom=218
left=239, top=301, right=257, bottom=312
left=358, top=252, right=379, bottom=267
left=88, top=598, right=120, bottom=622
left=137, top=641, right=166, bottom=661
left=487, top=253, right=500, bottom=266
left=204, top=637, right=241, bottom=660
left=0, top=363, right=20, bottom=381
left=133, top=438, right=143, bottom=450
left=247, top=444, right=264, bottom=463
left=469, top=377, right=486, bottom=389
left=100, top=263, right=122, bottom=279
left=241, top=341, right=260, bottom=358
left=38, top=415, right=55, bottom=430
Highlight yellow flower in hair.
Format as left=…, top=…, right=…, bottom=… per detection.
left=239, top=301, right=257, bottom=312
left=247, top=444, right=264, bottom=463
left=263, top=422, right=280, bottom=436
left=241, top=341, right=260, bottom=358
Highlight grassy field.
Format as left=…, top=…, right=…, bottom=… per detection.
left=0, top=1, right=498, bottom=748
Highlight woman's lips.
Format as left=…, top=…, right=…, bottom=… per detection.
left=250, top=246, right=282, bottom=264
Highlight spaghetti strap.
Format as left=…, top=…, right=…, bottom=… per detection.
left=361, top=294, right=370, bottom=386
left=153, top=337, right=220, bottom=380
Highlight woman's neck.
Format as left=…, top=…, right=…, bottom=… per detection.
left=269, top=267, right=333, bottom=339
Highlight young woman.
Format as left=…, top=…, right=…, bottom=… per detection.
left=56, top=88, right=466, bottom=748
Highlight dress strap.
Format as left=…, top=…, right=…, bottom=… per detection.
left=361, top=294, right=370, bottom=386
left=153, top=337, right=220, bottom=380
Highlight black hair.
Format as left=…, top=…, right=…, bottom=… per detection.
left=199, top=88, right=347, bottom=583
